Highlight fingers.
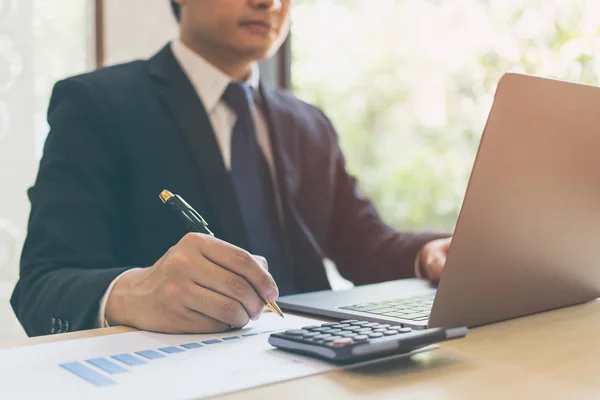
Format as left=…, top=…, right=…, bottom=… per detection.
left=184, top=234, right=279, bottom=302
left=253, top=255, right=269, bottom=271
left=163, top=307, right=231, bottom=334
left=123, top=287, right=231, bottom=334
left=178, top=309, right=231, bottom=334
left=423, top=249, right=445, bottom=283
left=184, top=256, right=265, bottom=320
left=118, top=233, right=275, bottom=335
left=420, top=238, right=451, bottom=284
left=428, top=255, right=445, bottom=280
left=182, top=283, right=251, bottom=328
left=440, top=237, right=452, bottom=253
left=144, top=233, right=275, bottom=333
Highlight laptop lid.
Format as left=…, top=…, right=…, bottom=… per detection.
left=429, top=73, right=600, bottom=328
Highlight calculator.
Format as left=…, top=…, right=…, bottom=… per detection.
left=268, top=319, right=468, bottom=363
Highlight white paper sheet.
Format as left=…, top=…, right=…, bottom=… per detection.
left=0, top=313, right=432, bottom=399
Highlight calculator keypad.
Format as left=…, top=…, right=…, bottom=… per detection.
left=271, top=319, right=468, bottom=363
left=290, top=321, right=412, bottom=347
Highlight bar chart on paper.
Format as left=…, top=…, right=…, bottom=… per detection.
left=56, top=326, right=283, bottom=388
left=0, top=313, right=340, bottom=400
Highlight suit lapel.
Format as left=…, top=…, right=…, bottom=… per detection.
left=147, top=45, right=250, bottom=250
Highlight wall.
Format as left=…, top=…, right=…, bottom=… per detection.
left=0, top=0, right=35, bottom=341
left=103, top=0, right=178, bottom=66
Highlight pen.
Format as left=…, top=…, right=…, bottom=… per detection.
left=159, top=190, right=284, bottom=318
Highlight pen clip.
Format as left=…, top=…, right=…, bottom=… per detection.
left=175, top=195, right=214, bottom=236
left=175, top=195, right=208, bottom=226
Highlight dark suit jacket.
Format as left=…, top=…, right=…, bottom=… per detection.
left=11, top=45, right=444, bottom=337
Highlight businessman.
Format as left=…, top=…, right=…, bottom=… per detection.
left=11, top=0, right=452, bottom=337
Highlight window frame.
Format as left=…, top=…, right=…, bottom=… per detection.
left=95, top=0, right=104, bottom=67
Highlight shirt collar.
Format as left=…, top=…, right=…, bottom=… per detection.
left=170, top=39, right=260, bottom=114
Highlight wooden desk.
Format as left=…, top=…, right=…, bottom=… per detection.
left=4, top=301, right=600, bottom=399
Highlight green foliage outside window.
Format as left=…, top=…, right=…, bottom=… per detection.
left=291, top=0, right=600, bottom=232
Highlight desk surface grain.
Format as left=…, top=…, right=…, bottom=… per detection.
left=3, top=301, right=599, bottom=399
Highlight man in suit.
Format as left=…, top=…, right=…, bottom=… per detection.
left=11, top=0, right=452, bottom=337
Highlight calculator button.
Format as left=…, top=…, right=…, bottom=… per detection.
left=350, top=321, right=369, bottom=326
left=323, top=336, right=341, bottom=342
left=338, top=331, right=353, bottom=335
left=303, top=332, right=320, bottom=338
left=398, top=327, right=412, bottom=334
left=302, top=325, right=320, bottom=330
left=356, top=328, right=372, bottom=334
left=377, top=324, right=391, bottom=329
left=368, top=333, right=383, bottom=339
left=285, top=329, right=309, bottom=336
left=324, top=329, right=342, bottom=334
left=384, top=330, right=398, bottom=336
left=364, top=323, right=379, bottom=328
left=340, top=320, right=358, bottom=324
left=321, top=323, right=337, bottom=327
left=341, top=333, right=357, bottom=338
left=333, top=338, right=353, bottom=346
left=314, top=334, right=333, bottom=340
left=345, top=326, right=363, bottom=332
left=313, top=327, right=330, bottom=333
left=354, top=335, right=369, bottom=341
left=332, top=324, right=351, bottom=329
left=373, top=328, right=387, bottom=333
left=388, top=326, right=404, bottom=330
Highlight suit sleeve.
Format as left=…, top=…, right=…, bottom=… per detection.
left=10, top=78, right=131, bottom=337
left=322, top=112, right=450, bottom=285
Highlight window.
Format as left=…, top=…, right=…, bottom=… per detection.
left=0, top=0, right=94, bottom=340
left=33, top=0, right=96, bottom=156
left=291, top=0, right=600, bottom=232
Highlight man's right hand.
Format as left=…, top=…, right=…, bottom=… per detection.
left=105, top=233, right=279, bottom=333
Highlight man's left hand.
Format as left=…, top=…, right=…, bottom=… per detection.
left=418, top=237, right=452, bottom=284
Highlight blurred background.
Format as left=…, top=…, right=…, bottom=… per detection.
left=1, top=0, right=600, bottom=341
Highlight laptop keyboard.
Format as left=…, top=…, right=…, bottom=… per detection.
left=338, top=294, right=435, bottom=322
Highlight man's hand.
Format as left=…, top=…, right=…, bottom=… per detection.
left=105, top=233, right=279, bottom=334
left=418, top=237, right=452, bottom=284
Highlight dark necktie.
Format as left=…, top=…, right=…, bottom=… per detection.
left=222, top=82, right=297, bottom=295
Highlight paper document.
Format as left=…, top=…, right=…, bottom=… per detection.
left=1, top=312, right=433, bottom=399
left=0, top=313, right=347, bottom=399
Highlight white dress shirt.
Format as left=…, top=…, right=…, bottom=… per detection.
left=96, top=40, right=424, bottom=328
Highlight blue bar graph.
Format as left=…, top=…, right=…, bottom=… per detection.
left=159, top=346, right=185, bottom=354
left=86, top=358, right=128, bottom=374
left=181, top=343, right=203, bottom=349
left=60, top=362, right=117, bottom=387
left=59, top=330, right=275, bottom=387
left=202, top=339, right=222, bottom=345
left=136, top=350, right=166, bottom=360
left=111, top=353, right=147, bottom=366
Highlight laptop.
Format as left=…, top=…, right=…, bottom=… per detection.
left=278, top=72, right=600, bottom=329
